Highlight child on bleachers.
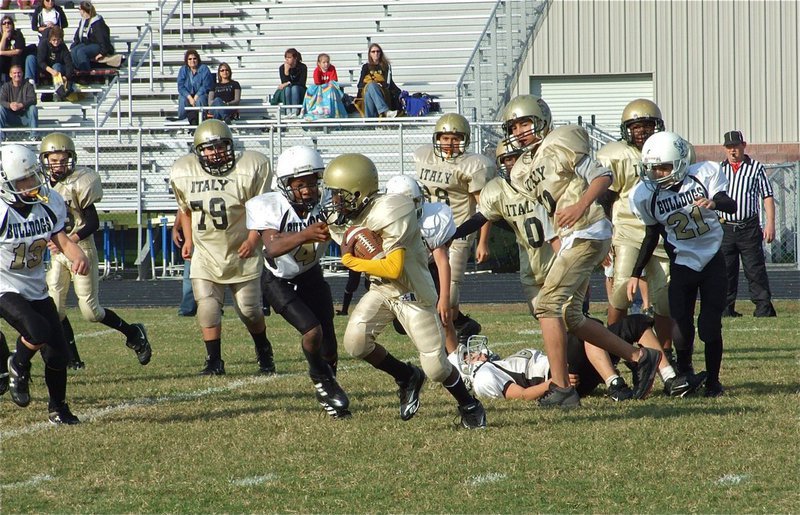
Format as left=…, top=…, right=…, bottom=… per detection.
left=303, top=53, right=346, bottom=121
left=312, top=53, right=337, bottom=85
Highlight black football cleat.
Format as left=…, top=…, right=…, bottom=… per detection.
left=454, top=314, right=482, bottom=347
left=312, top=375, right=351, bottom=419
left=397, top=364, right=426, bottom=421
left=0, top=371, right=8, bottom=396
left=457, top=400, right=487, bottom=429
left=607, top=377, right=634, bottom=402
left=704, top=381, right=726, bottom=398
left=199, top=357, right=225, bottom=376
left=66, top=339, right=85, bottom=370
left=8, top=355, right=31, bottom=407
left=126, top=323, right=152, bottom=366
left=48, top=403, right=80, bottom=425
left=664, top=371, right=707, bottom=398
left=538, top=384, right=581, bottom=408
left=631, top=346, right=660, bottom=400
left=255, top=345, right=276, bottom=375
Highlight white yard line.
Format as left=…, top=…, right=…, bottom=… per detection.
left=465, top=472, right=507, bottom=486
left=0, top=474, right=55, bottom=490
left=229, top=473, right=278, bottom=487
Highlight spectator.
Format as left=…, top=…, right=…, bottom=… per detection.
left=717, top=130, right=777, bottom=318
left=175, top=49, right=212, bottom=126
left=36, top=26, right=75, bottom=99
left=207, top=62, right=240, bottom=123
left=277, top=47, right=306, bottom=117
left=0, top=64, right=37, bottom=140
left=356, top=43, right=400, bottom=118
left=172, top=209, right=197, bottom=317
left=70, top=1, right=118, bottom=72
left=0, top=1, right=35, bottom=9
left=303, top=53, right=346, bottom=120
left=32, top=0, right=69, bottom=41
left=0, top=15, right=37, bottom=83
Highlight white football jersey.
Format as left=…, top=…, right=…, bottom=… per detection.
left=470, top=349, right=550, bottom=399
left=629, top=161, right=727, bottom=271
left=245, top=192, right=329, bottom=279
left=419, top=201, right=456, bottom=253
left=0, top=191, right=67, bottom=301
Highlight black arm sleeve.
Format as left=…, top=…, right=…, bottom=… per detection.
left=712, top=191, right=736, bottom=214
left=451, top=212, right=489, bottom=241
left=631, top=224, right=660, bottom=278
left=597, top=189, right=618, bottom=218
left=74, top=204, right=99, bottom=241
left=494, top=219, right=513, bottom=233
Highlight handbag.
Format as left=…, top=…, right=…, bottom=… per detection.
left=269, top=88, right=285, bottom=106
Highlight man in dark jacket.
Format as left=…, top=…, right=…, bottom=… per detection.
left=0, top=64, right=37, bottom=140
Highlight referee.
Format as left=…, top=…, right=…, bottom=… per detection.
left=717, top=130, right=777, bottom=318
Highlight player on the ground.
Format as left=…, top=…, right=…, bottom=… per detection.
left=246, top=145, right=350, bottom=418
left=505, top=94, right=660, bottom=407
left=414, top=113, right=495, bottom=344
left=628, top=132, right=734, bottom=397
left=0, top=144, right=90, bottom=424
left=39, top=132, right=152, bottom=370
left=323, top=153, right=487, bottom=429
left=170, top=119, right=274, bottom=376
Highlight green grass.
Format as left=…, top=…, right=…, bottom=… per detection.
left=2, top=301, right=799, bottom=513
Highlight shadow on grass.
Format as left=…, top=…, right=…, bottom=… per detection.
left=731, top=381, right=800, bottom=395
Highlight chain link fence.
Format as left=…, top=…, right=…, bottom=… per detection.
left=764, top=162, right=799, bottom=266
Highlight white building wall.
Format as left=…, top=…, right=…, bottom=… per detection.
left=514, top=0, right=799, bottom=145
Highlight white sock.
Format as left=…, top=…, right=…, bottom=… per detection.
left=660, top=365, right=676, bottom=383
left=605, top=374, right=620, bottom=387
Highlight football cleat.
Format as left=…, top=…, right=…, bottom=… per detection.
left=457, top=400, right=487, bottom=429
left=454, top=314, right=482, bottom=347
left=66, top=339, right=85, bottom=370
left=0, top=371, right=8, bottom=396
left=312, top=375, right=351, bottom=419
left=631, top=346, right=660, bottom=400
left=48, top=403, right=80, bottom=425
left=538, top=384, right=581, bottom=408
left=255, top=345, right=276, bottom=375
left=126, top=323, right=152, bottom=366
left=7, top=355, right=31, bottom=407
left=607, top=377, right=634, bottom=402
left=664, top=371, right=707, bottom=398
left=704, top=381, right=725, bottom=398
left=397, top=364, right=426, bottom=421
left=199, top=357, right=225, bottom=376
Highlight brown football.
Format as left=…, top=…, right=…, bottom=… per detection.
left=343, top=226, right=385, bottom=260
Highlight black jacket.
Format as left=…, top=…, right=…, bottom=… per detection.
left=37, top=38, right=75, bottom=78
left=72, top=15, right=114, bottom=56
left=31, top=4, right=69, bottom=36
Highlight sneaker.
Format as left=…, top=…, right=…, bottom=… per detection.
left=0, top=371, right=8, bottom=396
left=538, top=384, right=581, bottom=408
left=631, top=346, right=660, bottom=400
left=397, top=364, right=426, bottom=421
left=704, top=381, right=725, bottom=397
left=8, top=355, right=31, bottom=407
left=607, top=377, right=634, bottom=401
left=664, top=371, right=707, bottom=398
left=199, top=357, right=225, bottom=375
left=255, top=345, right=276, bottom=375
left=383, top=110, right=398, bottom=118
left=335, top=310, right=348, bottom=317
left=312, top=375, right=351, bottom=419
left=126, top=323, right=152, bottom=366
left=454, top=315, right=482, bottom=347
left=457, top=400, right=487, bottom=429
left=66, top=340, right=85, bottom=370
left=48, top=403, right=80, bottom=425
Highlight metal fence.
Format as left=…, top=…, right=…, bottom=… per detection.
left=764, top=162, right=800, bottom=267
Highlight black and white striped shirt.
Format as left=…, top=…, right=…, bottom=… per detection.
left=717, top=155, right=773, bottom=223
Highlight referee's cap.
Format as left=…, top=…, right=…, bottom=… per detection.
left=723, top=130, right=746, bottom=147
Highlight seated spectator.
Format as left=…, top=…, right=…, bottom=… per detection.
left=70, top=1, right=120, bottom=71
left=176, top=49, right=212, bottom=126
left=303, top=52, right=347, bottom=121
left=277, top=47, right=306, bottom=117
left=207, top=62, right=240, bottom=123
left=36, top=26, right=75, bottom=99
left=0, top=15, right=37, bottom=83
left=0, top=64, right=38, bottom=140
left=0, top=1, right=35, bottom=9
left=32, top=0, right=69, bottom=42
left=356, top=43, right=401, bottom=118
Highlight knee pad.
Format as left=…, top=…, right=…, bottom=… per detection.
left=419, top=347, right=451, bottom=383
left=196, top=297, right=223, bottom=328
left=564, top=306, right=587, bottom=332
left=342, top=322, right=375, bottom=359
left=79, top=302, right=105, bottom=323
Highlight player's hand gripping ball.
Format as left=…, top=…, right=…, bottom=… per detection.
left=343, top=226, right=385, bottom=259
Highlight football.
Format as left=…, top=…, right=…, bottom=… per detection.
left=343, top=226, right=385, bottom=260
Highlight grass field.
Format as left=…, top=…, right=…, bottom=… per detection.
left=2, top=301, right=799, bottom=513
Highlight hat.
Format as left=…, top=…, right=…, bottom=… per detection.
left=723, top=130, right=745, bottom=147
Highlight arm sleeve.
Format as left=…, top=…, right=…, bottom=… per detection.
left=96, top=21, right=114, bottom=56
left=356, top=64, right=368, bottom=91
left=37, top=41, right=48, bottom=73
left=313, top=67, right=323, bottom=85
left=231, top=84, right=241, bottom=104
left=60, top=7, right=68, bottom=29
left=757, top=165, right=774, bottom=198
left=294, top=63, right=307, bottom=87
left=0, top=84, right=10, bottom=109
left=597, top=189, right=618, bottom=218
left=631, top=224, right=660, bottom=278
left=712, top=191, right=736, bottom=214
left=452, top=212, right=489, bottom=240
left=177, top=66, right=190, bottom=97
left=31, top=8, right=40, bottom=31
left=341, top=248, right=405, bottom=280
left=330, top=66, right=338, bottom=82
left=63, top=47, right=75, bottom=78
left=197, top=66, right=214, bottom=97
left=74, top=204, right=99, bottom=241
left=22, top=82, right=36, bottom=107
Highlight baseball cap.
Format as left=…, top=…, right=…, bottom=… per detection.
left=723, top=130, right=745, bottom=147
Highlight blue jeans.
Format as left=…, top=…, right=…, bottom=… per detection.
left=178, top=93, right=207, bottom=125
left=0, top=104, right=38, bottom=140
left=71, top=42, right=102, bottom=71
left=179, top=259, right=197, bottom=316
left=284, top=84, right=305, bottom=114
left=363, top=82, right=389, bottom=117
left=210, top=97, right=237, bottom=121
left=25, top=54, right=37, bottom=82
left=50, top=63, right=75, bottom=95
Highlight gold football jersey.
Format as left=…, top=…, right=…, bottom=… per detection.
left=509, top=125, right=609, bottom=237
left=478, top=177, right=555, bottom=287
left=330, top=194, right=438, bottom=306
left=51, top=166, right=103, bottom=244
left=170, top=150, right=272, bottom=283
left=414, top=145, right=495, bottom=225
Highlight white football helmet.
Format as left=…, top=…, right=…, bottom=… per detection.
left=639, top=131, right=691, bottom=190
left=451, top=335, right=496, bottom=391
left=385, top=174, right=424, bottom=219
left=0, top=144, right=50, bottom=205
left=276, top=145, right=324, bottom=210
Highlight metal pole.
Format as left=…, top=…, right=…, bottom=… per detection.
left=179, top=1, right=184, bottom=42
left=399, top=123, right=405, bottom=175
left=796, top=161, right=800, bottom=271
left=159, top=5, right=164, bottom=74
left=137, top=129, right=144, bottom=280
left=149, top=28, right=154, bottom=91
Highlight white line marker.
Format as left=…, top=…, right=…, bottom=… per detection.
left=517, top=329, right=541, bottom=335
left=229, top=474, right=278, bottom=487
left=465, top=473, right=507, bottom=486
left=715, top=474, right=749, bottom=486
left=76, top=329, right=118, bottom=338
left=0, top=474, right=54, bottom=490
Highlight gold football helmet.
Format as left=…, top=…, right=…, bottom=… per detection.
left=501, top=95, right=552, bottom=152
left=432, top=113, right=470, bottom=159
left=322, top=153, right=380, bottom=225
left=193, top=119, right=236, bottom=175
left=39, top=132, right=77, bottom=182
left=620, top=99, right=665, bottom=147
left=495, top=137, right=522, bottom=181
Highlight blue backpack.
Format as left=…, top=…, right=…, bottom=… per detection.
left=400, top=91, right=434, bottom=117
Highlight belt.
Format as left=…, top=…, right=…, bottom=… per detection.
left=722, top=216, right=759, bottom=230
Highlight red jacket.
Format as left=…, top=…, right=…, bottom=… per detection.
left=313, top=64, right=338, bottom=85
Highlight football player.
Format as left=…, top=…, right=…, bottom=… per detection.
left=0, top=144, right=90, bottom=424
left=323, top=153, right=487, bottom=429
left=414, top=113, right=495, bottom=344
left=505, top=94, right=661, bottom=406
left=245, top=145, right=350, bottom=419
left=628, top=131, right=735, bottom=397
left=40, top=132, right=152, bottom=370
left=170, top=119, right=274, bottom=376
